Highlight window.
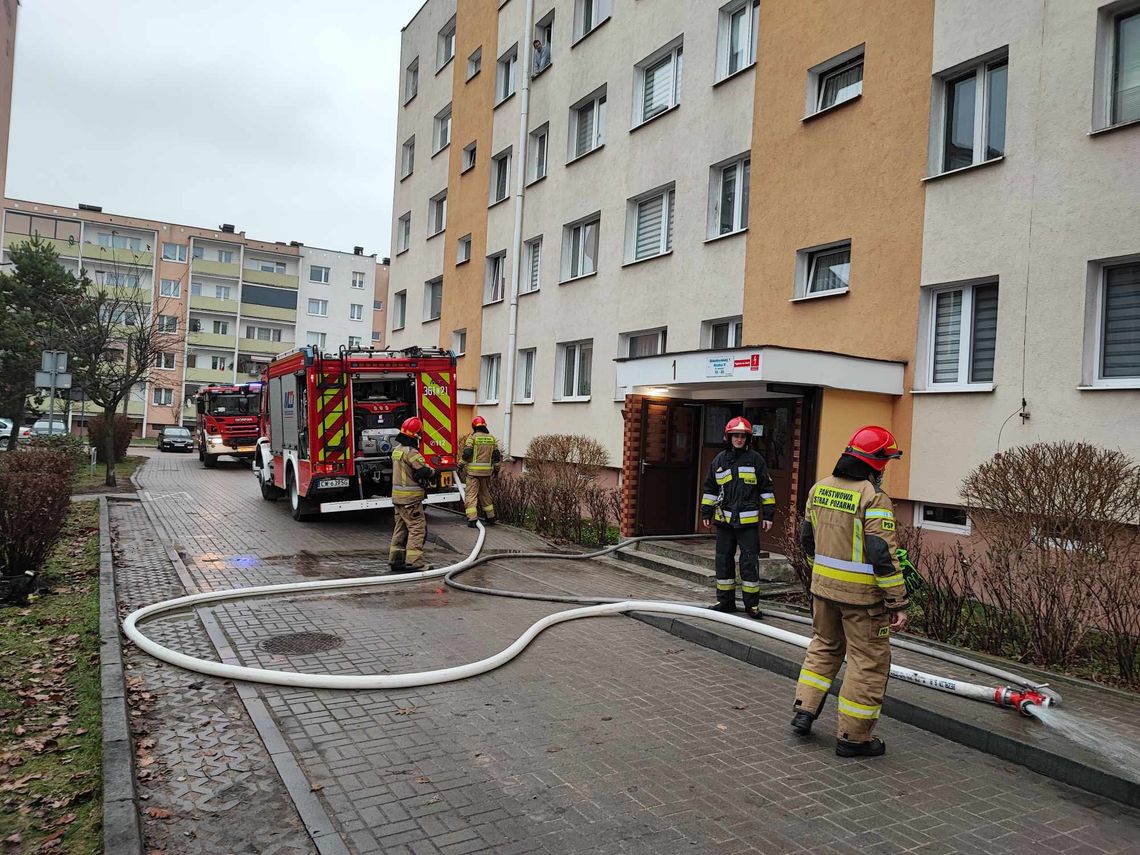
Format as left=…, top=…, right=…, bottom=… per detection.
left=1096, top=261, right=1140, bottom=382
left=523, top=237, right=542, bottom=293
left=711, top=155, right=750, bottom=236
left=480, top=354, right=501, bottom=402
left=636, top=42, right=683, bottom=125
left=210, top=355, right=230, bottom=371
left=528, top=124, right=549, bottom=181
left=812, top=49, right=864, bottom=113
left=373, top=299, right=384, bottom=310
left=486, top=253, right=507, bottom=303
left=157, top=315, right=178, bottom=332
left=496, top=45, right=518, bottom=103
left=453, top=329, right=467, bottom=356
left=159, top=278, right=180, bottom=297
left=405, top=57, right=419, bottom=102
left=517, top=348, right=536, bottom=401
left=462, top=141, right=477, bottom=172
left=557, top=340, right=593, bottom=399
left=570, top=88, right=606, bottom=159
left=252, top=259, right=286, bottom=274
left=306, top=331, right=327, bottom=350
left=217, top=250, right=234, bottom=264
left=938, top=54, right=1007, bottom=172
left=717, top=0, right=759, bottom=81
left=350, top=303, right=365, bottom=321
left=393, top=291, right=407, bottom=330
left=798, top=242, right=852, bottom=297
left=457, top=234, right=473, bottom=264
left=624, top=329, right=666, bottom=358
left=401, top=136, right=415, bottom=177
left=98, top=232, right=142, bottom=251
left=397, top=213, right=412, bottom=253
left=533, top=12, right=554, bottom=73
left=915, top=502, right=971, bottom=535
left=192, top=244, right=204, bottom=259
left=490, top=149, right=511, bottom=204
left=468, top=47, right=482, bottom=79
left=434, top=104, right=452, bottom=152
left=154, top=352, right=176, bottom=370
left=573, top=0, right=610, bottom=42
left=215, top=284, right=232, bottom=301
left=310, top=265, right=330, bottom=284
left=348, top=335, right=362, bottom=349
left=429, top=190, right=448, bottom=236
left=308, top=298, right=328, bottom=317
left=152, top=387, right=174, bottom=406
left=437, top=17, right=456, bottom=70
left=705, top=317, right=743, bottom=349
left=371, top=331, right=382, bottom=342
left=212, top=320, right=229, bottom=335
left=1108, top=9, right=1140, bottom=125
left=927, top=281, right=998, bottom=387
left=563, top=215, right=600, bottom=280
left=245, top=325, right=282, bottom=342
left=352, top=271, right=366, bottom=289
left=162, top=242, right=187, bottom=262
left=628, top=186, right=675, bottom=261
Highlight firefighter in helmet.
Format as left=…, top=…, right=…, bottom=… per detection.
left=460, top=416, right=501, bottom=527
left=791, top=425, right=909, bottom=757
left=699, top=416, right=777, bottom=618
left=388, top=417, right=436, bottom=573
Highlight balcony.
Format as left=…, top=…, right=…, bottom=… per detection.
left=189, top=294, right=239, bottom=314
left=188, top=330, right=236, bottom=349
left=127, top=398, right=146, bottom=417
left=191, top=258, right=240, bottom=278
left=239, top=302, right=295, bottom=322
left=240, top=337, right=294, bottom=356
left=85, top=281, right=150, bottom=303
left=79, top=242, right=155, bottom=267
left=242, top=268, right=299, bottom=289
left=185, top=367, right=234, bottom=384
left=3, top=233, right=82, bottom=258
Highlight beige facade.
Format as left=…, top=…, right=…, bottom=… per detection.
left=372, top=259, right=389, bottom=347
left=0, top=0, right=14, bottom=199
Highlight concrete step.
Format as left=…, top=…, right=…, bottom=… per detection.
left=636, top=539, right=775, bottom=571
left=614, top=545, right=797, bottom=587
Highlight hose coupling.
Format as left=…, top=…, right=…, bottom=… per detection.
left=994, top=686, right=1053, bottom=716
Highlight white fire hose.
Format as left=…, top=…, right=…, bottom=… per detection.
left=122, top=519, right=1054, bottom=715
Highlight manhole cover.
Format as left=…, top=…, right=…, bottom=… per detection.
left=259, top=632, right=344, bottom=655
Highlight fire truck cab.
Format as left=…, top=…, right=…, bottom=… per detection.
left=195, top=383, right=262, bottom=468
left=255, top=346, right=462, bottom=521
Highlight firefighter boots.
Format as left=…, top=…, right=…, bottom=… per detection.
left=836, top=737, right=886, bottom=758
left=791, top=711, right=814, bottom=735
left=708, top=600, right=737, bottom=614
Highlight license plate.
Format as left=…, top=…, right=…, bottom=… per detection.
left=236, top=446, right=254, bottom=453
left=320, top=478, right=350, bottom=489
left=439, top=471, right=453, bottom=487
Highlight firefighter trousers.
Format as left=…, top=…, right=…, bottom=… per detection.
left=714, top=523, right=761, bottom=611
left=464, top=475, right=495, bottom=521
left=389, top=503, right=427, bottom=569
left=793, top=596, right=893, bottom=742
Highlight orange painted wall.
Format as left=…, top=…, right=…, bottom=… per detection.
left=438, top=0, right=497, bottom=397
left=744, top=0, right=933, bottom=497
left=815, top=388, right=895, bottom=484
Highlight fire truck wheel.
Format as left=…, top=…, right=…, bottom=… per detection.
left=287, top=469, right=315, bottom=521
left=257, top=451, right=281, bottom=501
left=202, top=452, right=218, bottom=469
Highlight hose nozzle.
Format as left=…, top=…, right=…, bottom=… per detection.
left=994, top=686, right=1053, bottom=716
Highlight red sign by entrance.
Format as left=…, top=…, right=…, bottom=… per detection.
left=733, top=354, right=761, bottom=371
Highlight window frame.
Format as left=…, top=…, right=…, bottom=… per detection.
left=457, top=234, right=473, bottom=265
left=349, top=303, right=365, bottom=322
left=622, top=327, right=667, bottom=358
left=528, top=124, right=549, bottom=182
left=348, top=335, right=362, bottom=349
left=626, top=184, right=675, bottom=263
left=428, top=189, right=448, bottom=237
left=159, top=278, right=181, bottom=298
left=307, top=298, right=328, bottom=317
left=709, top=154, right=751, bottom=238
left=914, top=502, right=972, bottom=535
left=396, top=213, right=412, bottom=254
left=932, top=51, right=1009, bottom=175
left=496, top=44, right=519, bottom=104
left=1105, top=7, right=1140, bottom=127
left=490, top=148, right=512, bottom=205
left=468, top=47, right=482, bottom=80
left=795, top=240, right=852, bottom=300
left=462, top=141, right=477, bottom=173
left=161, top=242, right=187, bottom=263
left=157, top=314, right=178, bottom=332
left=401, top=136, right=415, bottom=178
left=152, top=387, right=174, bottom=406
left=1090, top=258, right=1140, bottom=386
left=305, top=331, right=327, bottom=350
left=404, top=57, right=419, bottom=103
left=423, top=278, right=443, bottom=322
left=153, top=352, right=176, bottom=370
left=479, top=353, right=502, bottom=404
left=634, top=40, right=684, bottom=127
left=309, top=265, right=330, bottom=284
left=703, top=316, right=744, bottom=349
left=923, top=279, right=999, bottom=391
left=434, top=104, right=453, bottom=153
left=716, top=0, right=759, bottom=82
left=573, top=0, right=610, bottom=44
left=569, top=87, right=607, bottom=161
left=485, top=252, right=507, bottom=304
left=437, top=17, right=456, bottom=71
left=516, top=347, right=536, bottom=402
left=556, top=339, right=593, bottom=401
left=804, top=44, right=865, bottom=118
left=351, top=271, right=366, bottom=289
left=453, top=328, right=467, bottom=357
left=392, top=290, right=407, bottom=330
left=523, top=236, right=542, bottom=293
left=562, top=213, right=601, bottom=282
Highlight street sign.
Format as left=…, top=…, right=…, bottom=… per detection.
left=35, top=371, right=72, bottom=389
left=41, top=351, right=67, bottom=372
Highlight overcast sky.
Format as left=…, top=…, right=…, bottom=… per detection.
left=6, top=0, right=426, bottom=258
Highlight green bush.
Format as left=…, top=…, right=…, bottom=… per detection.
left=87, top=413, right=134, bottom=463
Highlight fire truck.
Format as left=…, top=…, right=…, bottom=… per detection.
left=195, top=383, right=263, bottom=468
left=254, top=346, right=461, bottom=521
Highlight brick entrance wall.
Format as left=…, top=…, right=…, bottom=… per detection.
left=789, top=398, right=804, bottom=515
left=620, top=395, right=644, bottom=537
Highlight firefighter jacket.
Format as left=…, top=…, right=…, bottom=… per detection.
left=799, top=475, right=908, bottom=611
left=700, top=448, right=776, bottom=527
left=461, top=430, right=501, bottom=477
left=392, top=437, right=434, bottom=506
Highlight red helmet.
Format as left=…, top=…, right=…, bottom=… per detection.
left=401, top=417, right=423, bottom=437
left=472, top=416, right=487, bottom=429
left=724, top=417, right=752, bottom=440
left=843, top=425, right=902, bottom=472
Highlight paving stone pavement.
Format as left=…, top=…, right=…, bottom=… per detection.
left=121, top=450, right=1140, bottom=854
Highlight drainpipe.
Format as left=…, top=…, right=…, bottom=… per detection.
left=500, top=0, right=536, bottom=460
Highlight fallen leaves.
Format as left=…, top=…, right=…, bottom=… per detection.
left=144, top=806, right=172, bottom=820
left=394, top=706, right=417, bottom=716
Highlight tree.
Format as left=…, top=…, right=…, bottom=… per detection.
left=57, top=256, right=184, bottom=487
left=0, top=238, right=85, bottom=450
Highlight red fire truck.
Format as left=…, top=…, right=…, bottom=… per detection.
left=195, top=383, right=263, bottom=468
left=254, top=346, right=461, bottom=521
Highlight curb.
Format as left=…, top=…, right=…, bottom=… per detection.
left=98, top=496, right=144, bottom=855
left=629, top=611, right=1140, bottom=809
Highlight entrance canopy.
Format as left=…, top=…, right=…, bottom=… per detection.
left=615, top=345, right=904, bottom=399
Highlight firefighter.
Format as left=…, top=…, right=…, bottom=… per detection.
left=791, top=425, right=909, bottom=758
left=388, top=417, right=436, bottom=573
left=699, top=416, right=776, bottom=619
left=460, top=416, right=501, bottom=528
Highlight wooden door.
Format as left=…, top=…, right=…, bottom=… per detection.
left=636, top=400, right=700, bottom=535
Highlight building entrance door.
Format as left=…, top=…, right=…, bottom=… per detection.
left=744, top=401, right=796, bottom=550
left=635, top=399, right=700, bottom=535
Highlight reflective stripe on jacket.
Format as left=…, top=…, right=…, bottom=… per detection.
left=700, top=448, right=776, bottom=528
left=392, top=446, right=429, bottom=506
left=799, top=476, right=908, bottom=610
left=462, top=433, right=500, bottom=476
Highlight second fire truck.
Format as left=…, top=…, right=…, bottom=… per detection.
left=195, top=383, right=263, bottom=468
left=254, top=346, right=461, bottom=520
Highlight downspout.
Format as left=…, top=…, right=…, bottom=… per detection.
left=500, top=0, right=536, bottom=460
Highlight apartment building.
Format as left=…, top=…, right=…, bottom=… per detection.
left=295, top=244, right=380, bottom=353
left=373, top=258, right=389, bottom=347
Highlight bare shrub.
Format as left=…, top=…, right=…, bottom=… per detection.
left=581, top=483, right=620, bottom=547
left=87, top=413, right=134, bottom=464
left=773, top=510, right=812, bottom=599
left=488, top=471, right=532, bottom=528
left=0, top=470, right=72, bottom=578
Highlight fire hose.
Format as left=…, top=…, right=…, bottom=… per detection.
left=122, top=518, right=1056, bottom=716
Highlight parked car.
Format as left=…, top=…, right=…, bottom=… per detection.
left=0, top=418, right=33, bottom=447
left=158, top=426, right=194, bottom=453
left=32, top=419, right=68, bottom=437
